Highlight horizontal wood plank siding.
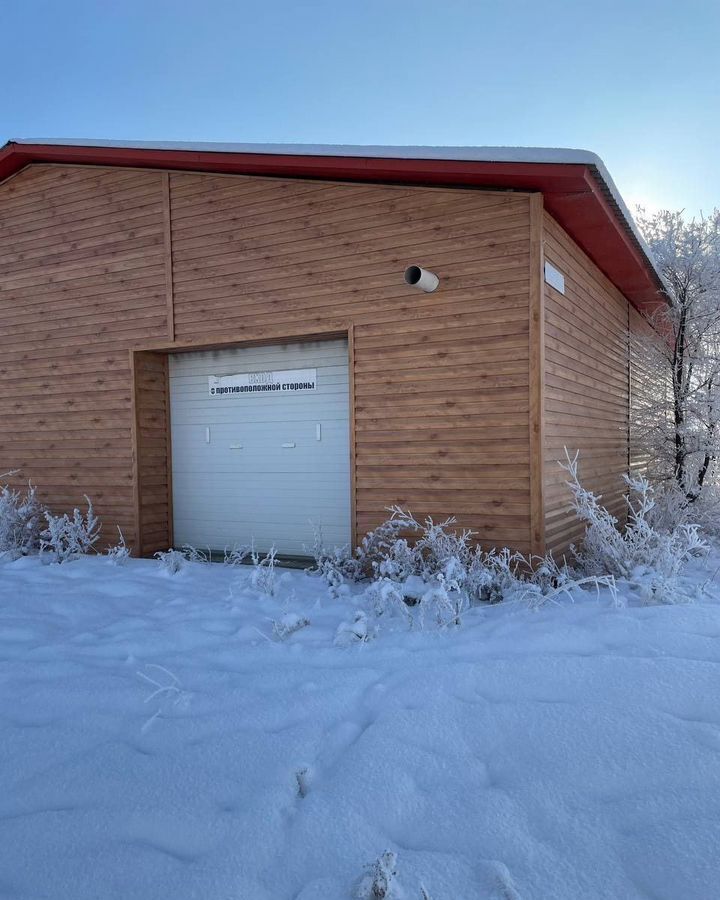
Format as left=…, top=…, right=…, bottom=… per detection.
left=0, top=165, right=169, bottom=550
left=132, top=351, right=172, bottom=555
left=629, top=305, right=664, bottom=479
left=542, top=212, right=631, bottom=556
left=169, top=173, right=533, bottom=552
left=1, top=164, right=536, bottom=554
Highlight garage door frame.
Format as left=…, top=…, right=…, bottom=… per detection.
left=130, top=323, right=355, bottom=558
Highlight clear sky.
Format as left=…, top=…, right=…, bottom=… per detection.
left=3, top=0, right=718, bottom=215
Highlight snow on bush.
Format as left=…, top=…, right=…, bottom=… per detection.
left=223, top=544, right=252, bottom=567
left=641, top=478, right=720, bottom=542
left=307, top=525, right=361, bottom=598
left=312, top=447, right=709, bottom=618
left=40, top=496, right=100, bottom=564
left=154, top=543, right=288, bottom=584
left=154, top=545, right=217, bottom=573
left=154, top=548, right=187, bottom=575
left=272, top=612, right=309, bottom=640
left=105, top=527, right=130, bottom=566
left=0, top=476, right=46, bottom=559
left=334, top=610, right=375, bottom=646
left=181, top=544, right=212, bottom=564
left=313, top=507, right=611, bottom=628
left=561, top=450, right=707, bottom=603
left=250, top=545, right=279, bottom=596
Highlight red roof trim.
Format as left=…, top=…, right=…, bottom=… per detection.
left=0, top=141, right=665, bottom=313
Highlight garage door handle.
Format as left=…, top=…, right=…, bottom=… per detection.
left=282, top=442, right=296, bottom=448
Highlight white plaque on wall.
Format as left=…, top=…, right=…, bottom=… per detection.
left=208, top=368, right=317, bottom=397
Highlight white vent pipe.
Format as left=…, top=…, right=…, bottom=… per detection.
left=404, top=265, right=439, bottom=293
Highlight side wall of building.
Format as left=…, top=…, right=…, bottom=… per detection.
left=0, top=164, right=536, bottom=555
left=629, top=304, right=666, bottom=481
left=542, top=211, right=632, bottom=556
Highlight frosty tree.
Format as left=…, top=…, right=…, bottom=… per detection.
left=636, top=208, right=720, bottom=503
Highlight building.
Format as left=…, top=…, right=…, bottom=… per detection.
left=0, top=140, right=665, bottom=559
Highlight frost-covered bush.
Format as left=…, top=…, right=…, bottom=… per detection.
left=335, top=610, right=375, bottom=646
left=40, top=496, right=100, bottom=563
left=106, top=527, right=130, bottom=565
left=154, top=545, right=213, bottom=572
left=223, top=544, right=252, bottom=567
left=250, top=546, right=279, bottom=596
left=689, top=484, right=720, bottom=538
left=307, top=526, right=362, bottom=598
left=314, top=507, right=605, bottom=626
left=644, top=479, right=720, bottom=541
left=315, top=507, right=516, bottom=601
left=154, top=548, right=186, bottom=575
left=516, top=560, right=618, bottom=611
left=368, top=573, right=471, bottom=629
left=308, top=514, right=429, bottom=592
left=0, top=478, right=46, bottom=559
left=310, top=510, right=458, bottom=594
left=272, top=612, right=309, bottom=640
left=561, top=450, right=707, bottom=603
left=357, top=513, right=420, bottom=575
left=181, top=544, right=211, bottom=564
left=380, top=508, right=475, bottom=582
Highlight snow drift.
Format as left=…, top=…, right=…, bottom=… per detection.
left=0, top=552, right=719, bottom=898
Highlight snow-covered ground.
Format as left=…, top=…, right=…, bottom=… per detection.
left=1, top=553, right=720, bottom=899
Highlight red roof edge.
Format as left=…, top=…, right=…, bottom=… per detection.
left=0, top=141, right=667, bottom=314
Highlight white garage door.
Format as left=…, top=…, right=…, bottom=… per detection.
left=169, top=339, right=351, bottom=556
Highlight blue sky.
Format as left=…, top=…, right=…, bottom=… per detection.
left=3, top=0, right=718, bottom=215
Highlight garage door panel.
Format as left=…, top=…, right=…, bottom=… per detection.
left=170, top=366, right=349, bottom=383
left=172, top=477, right=350, bottom=501
left=172, top=489, right=349, bottom=510
left=169, top=338, right=350, bottom=555
left=170, top=404, right=349, bottom=424
left=171, top=508, right=351, bottom=529
left=172, top=428, right=350, bottom=475
left=172, top=344, right=348, bottom=371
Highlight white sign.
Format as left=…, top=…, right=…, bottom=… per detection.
left=209, top=368, right=317, bottom=397
left=544, top=260, right=565, bottom=295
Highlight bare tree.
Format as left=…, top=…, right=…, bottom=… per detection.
left=636, top=208, right=720, bottom=503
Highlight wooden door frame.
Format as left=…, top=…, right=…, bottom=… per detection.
left=130, top=322, right=355, bottom=557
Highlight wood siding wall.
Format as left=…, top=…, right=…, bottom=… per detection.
left=629, top=305, right=665, bottom=480
left=542, top=212, right=631, bottom=556
left=132, top=351, right=172, bottom=555
left=0, top=165, right=170, bottom=550
left=0, top=164, right=535, bottom=555
left=168, top=172, right=534, bottom=552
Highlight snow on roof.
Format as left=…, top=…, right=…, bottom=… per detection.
left=6, top=138, right=664, bottom=292
left=10, top=137, right=604, bottom=166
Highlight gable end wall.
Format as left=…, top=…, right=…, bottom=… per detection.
left=0, top=164, right=536, bottom=555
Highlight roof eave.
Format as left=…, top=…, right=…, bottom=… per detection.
left=0, top=140, right=668, bottom=313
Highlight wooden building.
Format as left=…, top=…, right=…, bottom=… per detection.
left=0, top=140, right=665, bottom=559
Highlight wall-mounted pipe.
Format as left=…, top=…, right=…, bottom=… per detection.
left=404, top=265, right=439, bottom=293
